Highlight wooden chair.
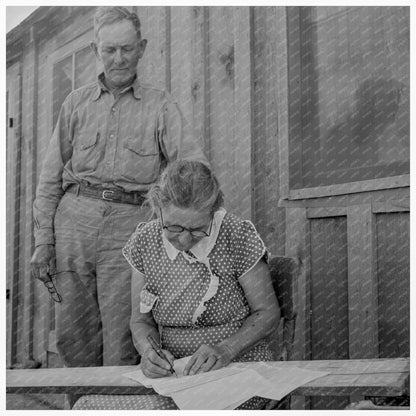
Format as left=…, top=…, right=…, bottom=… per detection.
left=265, top=256, right=298, bottom=410
left=268, top=256, right=298, bottom=360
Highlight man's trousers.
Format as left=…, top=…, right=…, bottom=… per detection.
left=53, top=192, right=149, bottom=367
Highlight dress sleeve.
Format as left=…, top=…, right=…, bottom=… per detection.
left=122, top=223, right=146, bottom=274
left=233, top=220, right=269, bottom=280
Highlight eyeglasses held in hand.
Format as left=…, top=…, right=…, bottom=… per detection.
left=43, top=271, right=72, bottom=303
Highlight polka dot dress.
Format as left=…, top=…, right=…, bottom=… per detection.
left=74, top=211, right=273, bottom=410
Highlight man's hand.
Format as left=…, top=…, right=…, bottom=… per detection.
left=183, top=344, right=233, bottom=376
left=30, top=245, right=56, bottom=283
left=141, top=347, right=175, bottom=378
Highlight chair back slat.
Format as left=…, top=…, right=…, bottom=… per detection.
left=269, top=256, right=297, bottom=321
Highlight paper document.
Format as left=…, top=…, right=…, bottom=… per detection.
left=123, top=356, right=329, bottom=410
left=124, top=356, right=243, bottom=394
left=171, top=369, right=266, bottom=410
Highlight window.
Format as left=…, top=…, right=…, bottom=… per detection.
left=288, top=7, right=409, bottom=190
left=52, top=46, right=96, bottom=127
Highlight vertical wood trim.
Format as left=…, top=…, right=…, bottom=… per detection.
left=266, top=7, right=286, bottom=255
left=276, top=7, right=290, bottom=199
left=285, top=207, right=310, bottom=361
left=252, top=6, right=284, bottom=255
left=22, top=29, right=39, bottom=362
left=137, top=6, right=166, bottom=88
left=191, top=6, right=210, bottom=159
left=347, top=204, right=379, bottom=358
left=170, top=7, right=194, bottom=150
left=6, top=64, right=19, bottom=367
left=164, top=6, right=171, bottom=93
left=6, top=84, right=12, bottom=367
left=44, top=45, right=54, bottom=362
left=202, top=7, right=210, bottom=159
left=233, top=6, right=253, bottom=220
left=46, top=50, right=54, bottom=136
left=285, top=206, right=309, bottom=410
left=10, top=63, right=23, bottom=365
left=206, top=7, right=235, bottom=214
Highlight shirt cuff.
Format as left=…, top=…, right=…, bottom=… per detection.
left=34, top=228, right=55, bottom=247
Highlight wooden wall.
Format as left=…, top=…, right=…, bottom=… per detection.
left=6, top=6, right=409, bottom=410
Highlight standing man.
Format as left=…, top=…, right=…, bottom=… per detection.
left=30, top=6, right=207, bottom=373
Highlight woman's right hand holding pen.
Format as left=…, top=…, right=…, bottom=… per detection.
left=141, top=346, right=175, bottom=378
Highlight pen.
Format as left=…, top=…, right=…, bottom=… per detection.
left=146, top=334, right=177, bottom=377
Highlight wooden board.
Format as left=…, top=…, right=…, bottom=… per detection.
left=252, top=6, right=285, bottom=255
left=310, top=217, right=349, bottom=361
left=6, top=358, right=409, bottom=397
left=376, top=212, right=410, bottom=358
left=310, top=216, right=349, bottom=409
left=347, top=204, right=378, bottom=358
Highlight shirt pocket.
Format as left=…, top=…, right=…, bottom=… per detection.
left=121, top=136, right=160, bottom=184
left=73, top=132, right=100, bottom=174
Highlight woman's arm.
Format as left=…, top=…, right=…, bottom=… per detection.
left=184, top=259, right=280, bottom=375
left=219, top=258, right=280, bottom=357
left=130, top=268, right=175, bottom=378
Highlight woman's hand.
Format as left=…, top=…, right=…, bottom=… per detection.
left=183, top=344, right=233, bottom=376
left=141, top=347, right=175, bottom=378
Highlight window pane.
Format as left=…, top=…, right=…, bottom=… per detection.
left=289, top=7, right=409, bottom=189
left=74, top=46, right=96, bottom=89
left=52, top=55, right=72, bottom=128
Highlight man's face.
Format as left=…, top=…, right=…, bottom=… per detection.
left=92, top=19, right=146, bottom=90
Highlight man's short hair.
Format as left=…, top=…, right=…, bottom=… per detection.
left=94, top=6, right=142, bottom=40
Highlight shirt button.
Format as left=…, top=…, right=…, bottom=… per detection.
left=110, top=134, right=114, bottom=138
left=112, top=107, right=116, bottom=112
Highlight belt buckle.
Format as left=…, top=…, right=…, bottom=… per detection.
left=102, top=190, right=114, bottom=201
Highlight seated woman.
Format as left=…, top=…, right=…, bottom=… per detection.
left=74, top=160, right=280, bottom=410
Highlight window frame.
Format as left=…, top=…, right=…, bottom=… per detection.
left=46, top=30, right=97, bottom=135
left=277, top=7, right=410, bottom=201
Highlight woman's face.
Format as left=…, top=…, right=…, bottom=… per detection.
left=160, top=204, right=213, bottom=252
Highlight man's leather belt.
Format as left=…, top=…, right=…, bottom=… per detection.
left=66, top=184, right=146, bottom=206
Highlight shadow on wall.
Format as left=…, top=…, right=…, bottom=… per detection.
left=324, top=77, right=407, bottom=172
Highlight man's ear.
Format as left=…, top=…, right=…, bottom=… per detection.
left=138, top=39, right=147, bottom=59
left=90, top=41, right=100, bottom=59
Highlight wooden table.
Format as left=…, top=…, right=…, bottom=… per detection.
left=6, top=357, right=409, bottom=398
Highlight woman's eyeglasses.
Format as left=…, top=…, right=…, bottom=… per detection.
left=159, top=209, right=213, bottom=238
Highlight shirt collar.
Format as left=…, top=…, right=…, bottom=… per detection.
left=91, top=72, right=142, bottom=101
left=162, top=208, right=227, bottom=261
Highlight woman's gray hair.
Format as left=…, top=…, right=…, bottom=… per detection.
left=94, top=7, right=142, bottom=41
left=147, top=160, right=224, bottom=216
